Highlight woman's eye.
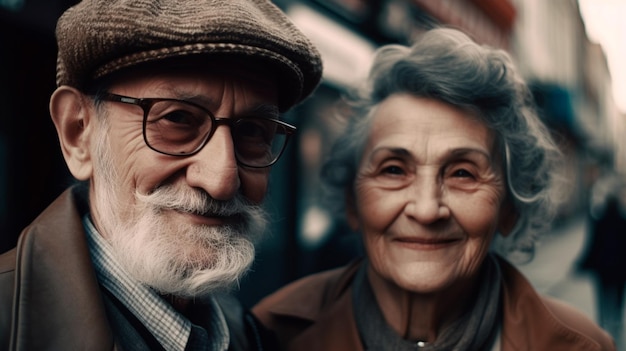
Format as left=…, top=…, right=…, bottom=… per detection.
left=451, top=168, right=474, bottom=178
left=382, top=165, right=404, bottom=175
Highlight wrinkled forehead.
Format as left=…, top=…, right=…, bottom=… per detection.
left=366, top=94, right=505, bottom=169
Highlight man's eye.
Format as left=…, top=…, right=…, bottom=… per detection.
left=237, top=120, right=266, bottom=138
left=235, top=119, right=278, bottom=144
left=162, top=110, right=202, bottom=126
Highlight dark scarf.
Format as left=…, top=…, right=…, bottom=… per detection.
left=353, top=254, right=502, bottom=350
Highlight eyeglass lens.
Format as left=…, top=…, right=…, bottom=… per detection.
left=144, top=100, right=289, bottom=167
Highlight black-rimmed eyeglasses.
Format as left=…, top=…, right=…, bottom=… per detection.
left=97, top=93, right=295, bottom=168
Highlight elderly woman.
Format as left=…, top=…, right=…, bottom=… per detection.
left=253, top=28, right=615, bottom=350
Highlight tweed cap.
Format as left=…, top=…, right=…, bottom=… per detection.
left=55, top=0, right=323, bottom=111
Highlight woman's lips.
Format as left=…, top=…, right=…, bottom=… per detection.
left=393, top=237, right=461, bottom=250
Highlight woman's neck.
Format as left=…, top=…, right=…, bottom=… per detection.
left=366, top=268, right=479, bottom=343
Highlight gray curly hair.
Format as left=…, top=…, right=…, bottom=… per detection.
left=320, top=27, right=564, bottom=261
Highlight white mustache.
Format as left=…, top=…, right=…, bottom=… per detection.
left=136, top=185, right=256, bottom=218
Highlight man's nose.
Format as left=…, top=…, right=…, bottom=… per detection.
left=185, top=126, right=240, bottom=200
left=403, top=174, right=450, bottom=224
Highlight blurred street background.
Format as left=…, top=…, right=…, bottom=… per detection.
left=515, top=215, right=625, bottom=349
left=2, top=0, right=625, bottom=348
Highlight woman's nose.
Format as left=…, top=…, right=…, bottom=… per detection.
left=403, top=175, right=450, bottom=224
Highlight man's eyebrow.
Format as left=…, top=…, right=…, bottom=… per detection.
left=247, top=104, right=280, bottom=119
left=167, top=91, right=280, bottom=118
left=170, top=92, right=217, bottom=108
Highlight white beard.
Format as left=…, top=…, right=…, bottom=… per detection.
left=90, top=119, right=267, bottom=298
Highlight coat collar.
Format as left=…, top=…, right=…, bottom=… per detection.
left=262, top=257, right=609, bottom=351
left=11, top=187, right=115, bottom=350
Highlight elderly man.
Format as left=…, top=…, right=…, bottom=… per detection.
left=0, top=0, right=322, bottom=350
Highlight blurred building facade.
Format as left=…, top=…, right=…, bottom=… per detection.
left=1, top=0, right=624, bottom=308
left=509, top=0, right=626, bottom=218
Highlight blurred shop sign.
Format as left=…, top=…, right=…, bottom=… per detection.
left=413, top=0, right=515, bottom=48
left=313, top=0, right=371, bottom=24
left=288, top=3, right=375, bottom=89
left=310, top=0, right=428, bottom=45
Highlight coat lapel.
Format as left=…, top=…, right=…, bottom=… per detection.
left=11, top=188, right=115, bottom=350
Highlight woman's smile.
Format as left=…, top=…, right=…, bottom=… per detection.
left=392, top=236, right=463, bottom=250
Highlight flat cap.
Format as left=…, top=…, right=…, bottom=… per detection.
left=55, top=0, right=323, bottom=111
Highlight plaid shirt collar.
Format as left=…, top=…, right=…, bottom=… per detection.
left=83, top=215, right=229, bottom=351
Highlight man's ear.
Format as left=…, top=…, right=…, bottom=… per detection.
left=345, top=188, right=360, bottom=231
left=498, top=199, right=518, bottom=237
left=50, top=86, right=95, bottom=180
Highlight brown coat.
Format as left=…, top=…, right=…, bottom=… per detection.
left=253, top=258, right=616, bottom=351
